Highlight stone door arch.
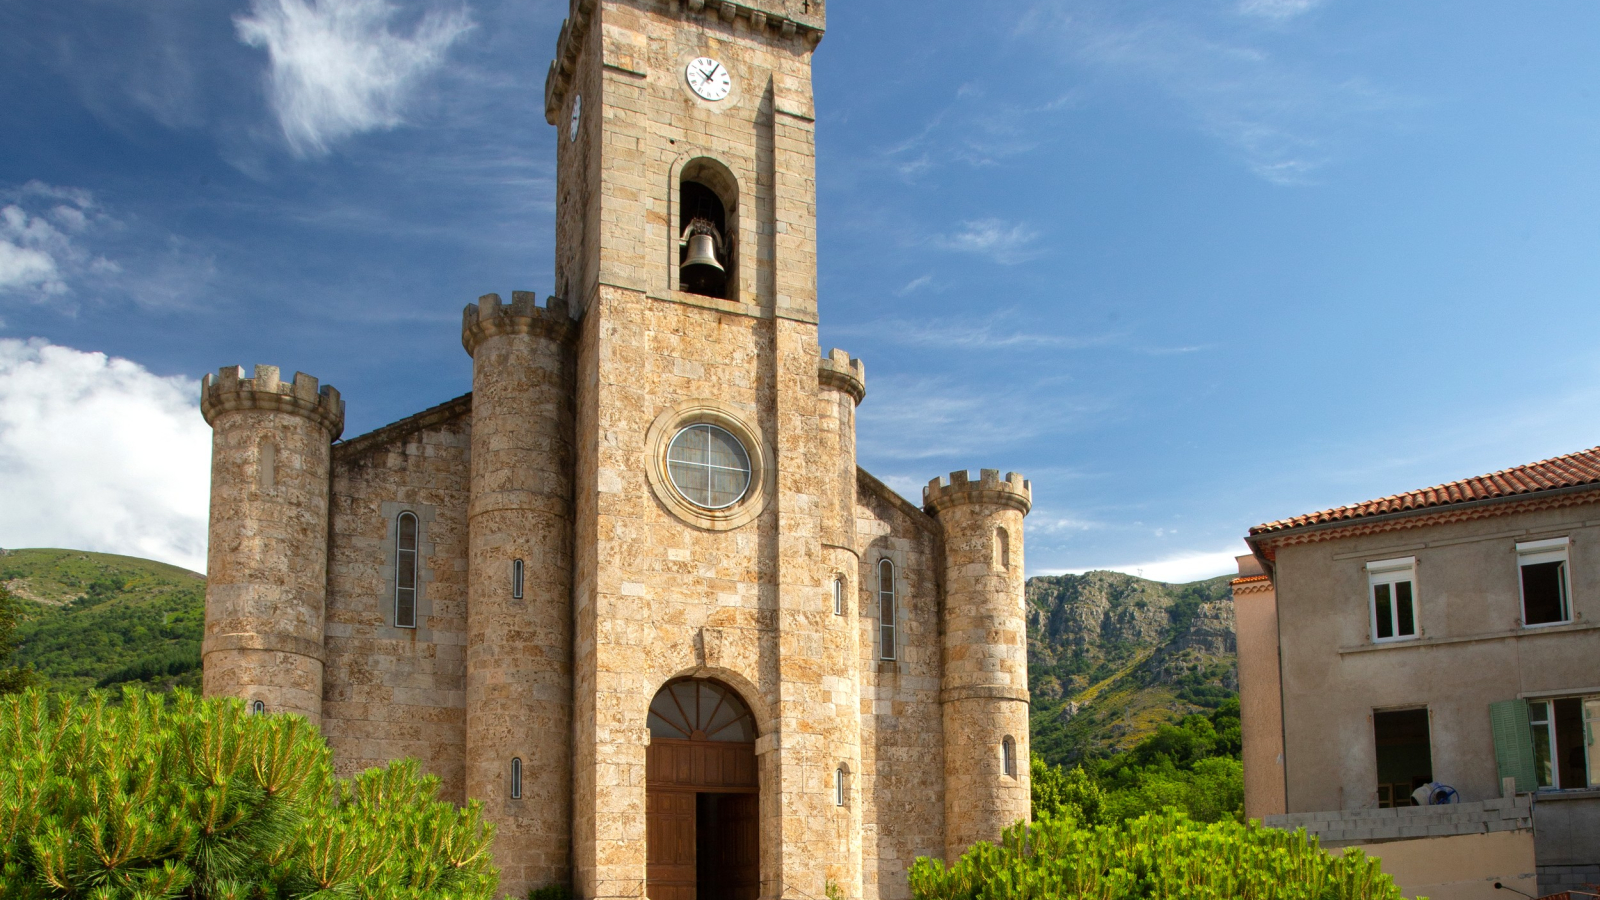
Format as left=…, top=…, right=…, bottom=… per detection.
left=646, top=678, right=759, bottom=900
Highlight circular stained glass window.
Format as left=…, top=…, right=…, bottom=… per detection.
left=666, top=423, right=751, bottom=510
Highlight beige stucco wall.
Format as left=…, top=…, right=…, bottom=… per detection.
left=1345, top=830, right=1537, bottom=900
left=1270, top=500, right=1600, bottom=812
left=323, top=409, right=470, bottom=802
left=1233, top=573, right=1286, bottom=819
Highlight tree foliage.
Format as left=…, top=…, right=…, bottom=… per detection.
left=0, top=688, right=498, bottom=900
left=908, top=810, right=1414, bottom=900
left=0, top=585, right=34, bottom=695
left=1033, top=699, right=1243, bottom=826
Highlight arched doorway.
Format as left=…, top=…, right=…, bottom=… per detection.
left=646, top=678, right=759, bottom=900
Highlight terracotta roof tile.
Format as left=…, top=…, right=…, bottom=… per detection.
left=1251, top=445, right=1600, bottom=536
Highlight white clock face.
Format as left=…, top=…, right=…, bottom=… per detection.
left=570, top=94, right=581, bottom=142
left=686, top=57, right=731, bottom=101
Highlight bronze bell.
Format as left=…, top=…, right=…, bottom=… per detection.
left=682, top=232, right=725, bottom=273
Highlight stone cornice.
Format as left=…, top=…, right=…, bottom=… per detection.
left=333, top=393, right=473, bottom=463
left=544, top=0, right=826, bottom=125
left=1229, top=575, right=1274, bottom=596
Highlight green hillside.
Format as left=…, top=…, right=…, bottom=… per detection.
left=1027, top=571, right=1237, bottom=767
left=0, top=548, right=205, bottom=694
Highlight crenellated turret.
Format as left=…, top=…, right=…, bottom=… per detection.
left=462, top=291, right=576, bottom=896
left=817, top=347, right=865, bottom=898
left=925, top=469, right=1032, bottom=860
left=200, top=365, right=344, bottom=725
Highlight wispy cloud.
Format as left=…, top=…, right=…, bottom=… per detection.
left=0, top=183, right=107, bottom=298
left=1237, top=0, right=1324, bottom=21
left=0, top=182, right=214, bottom=311
left=859, top=373, right=1106, bottom=464
left=1023, top=0, right=1395, bottom=184
left=235, top=0, right=473, bottom=157
left=0, top=339, right=211, bottom=571
left=894, top=274, right=934, bottom=296
left=935, top=218, right=1043, bottom=265
left=837, top=314, right=1114, bottom=351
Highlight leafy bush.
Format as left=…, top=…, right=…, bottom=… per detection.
left=528, top=884, right=574, bottom=900
left=908, top=810, right=1414, bottom=900
left=0, top=688, right=498, bottom=899
left=1033, top=699, right=1245, bottom=826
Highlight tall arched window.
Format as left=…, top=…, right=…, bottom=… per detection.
left=395, top=512, right=418, bottom=628
left=996, top=527, right=1011, bottom=570
left=1002, top=736, right=1017, bottom=778
left=251, top=699, right=266, bottom=715
left=511, top=757, right=523, bottom=799
left=833, top=576, right=845, bottom=616
left=835, top=766, right=846, bottom=806
left=512, top=558, right=525, bottom=600
left=878, top=559, right=896, bottom=660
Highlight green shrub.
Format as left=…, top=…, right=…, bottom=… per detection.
left=528, top=883, right=574, bottom=900
left=0, top=688, right=498, bottom=899
left=908, top=809, right=1415, bottom=900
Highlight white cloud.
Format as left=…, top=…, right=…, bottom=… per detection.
left=235, top=0, right=474, bottom=157
left=935, top=218, right=1043, bottom=265
left=0, top=204, right=72, bottom=295
left=1237, top=0, right=1323, bottom=20
left=1047, top=544, right=1248, bottom=584
left=0, top=339, right=211, bottom=572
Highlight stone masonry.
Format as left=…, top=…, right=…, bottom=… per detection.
left=199, top=2, right=1034, bottom=899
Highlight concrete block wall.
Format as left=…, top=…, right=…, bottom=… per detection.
left=1263, top=794, right=1535, bottom=847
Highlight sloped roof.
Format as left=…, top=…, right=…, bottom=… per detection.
left=1251, top=445, right=1600, bottom=536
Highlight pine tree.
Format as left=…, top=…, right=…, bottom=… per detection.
left=0, top=584, right=33, bottom=695
left=0, top=688, right=498, bottom=899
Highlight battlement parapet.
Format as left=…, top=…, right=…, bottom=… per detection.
left=461, top=292, right=576, bottom=357
left=817, top=347, right=865, bottom=404
left=201, top=365, right=345, bottom=439
left=924, top=469, right=1032, bottom=516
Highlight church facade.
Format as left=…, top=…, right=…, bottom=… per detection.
left=198, top=2, right=1033, bottom=899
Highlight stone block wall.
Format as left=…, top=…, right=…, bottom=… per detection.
left=1263, top=794, right=1535, bottom=846
left=323, top=398, right=471, bottom=800
left=856, top=474, right=945, bottom=900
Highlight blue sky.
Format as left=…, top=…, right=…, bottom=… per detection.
left=3, top=0, right=1600, bottom=579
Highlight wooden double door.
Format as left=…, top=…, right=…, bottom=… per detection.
left=646, top=738, right=759, bottom=900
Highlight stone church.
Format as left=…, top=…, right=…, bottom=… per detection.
left=198, top=2, right=1033, bottom=899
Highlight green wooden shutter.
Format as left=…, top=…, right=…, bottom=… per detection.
left=1490, top=699, right=1537, bottom=793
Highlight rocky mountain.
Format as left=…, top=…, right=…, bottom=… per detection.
left=1026, top=571, right=1237, bottom=767
left=0, top=548, right=205, bottom=693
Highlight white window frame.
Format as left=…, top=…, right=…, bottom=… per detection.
left=878, top=559, right=896, bottom=661
left=1367, top=556, right=1418, bottom=643
left=1528, top=695, right=1598, bottom=791
left=1517, top=537, right=1572, bottom=627
left=833, top=576, right=845, bottom=616
left=512, top=558, right=525, bottom=601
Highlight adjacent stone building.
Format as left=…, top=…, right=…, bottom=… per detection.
left=198, top=3, right=1034, bottom=899
left=1236, top=449, right=1600, bottom=899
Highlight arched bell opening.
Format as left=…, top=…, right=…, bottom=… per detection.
left=678, top=159, right=738, bottom=300
left=646, top=677, right=760, bottom=900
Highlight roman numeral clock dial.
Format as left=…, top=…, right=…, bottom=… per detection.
left=686, top=57, right=731, bottom=101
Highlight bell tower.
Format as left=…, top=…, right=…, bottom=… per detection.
left=541, top=2, right=840, bottom=900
